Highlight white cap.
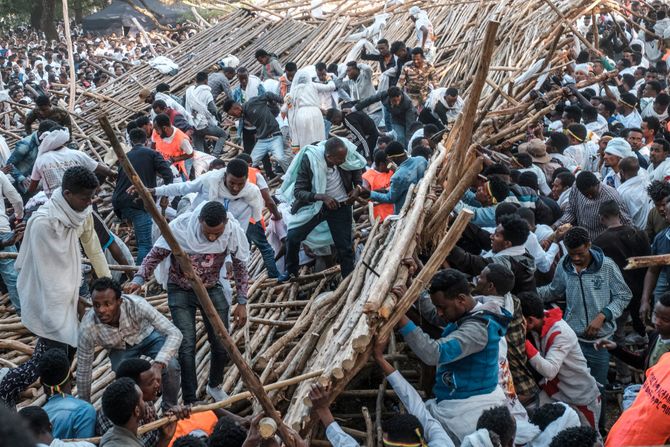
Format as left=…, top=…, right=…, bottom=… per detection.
left=409, top=6, right=421, bottom=16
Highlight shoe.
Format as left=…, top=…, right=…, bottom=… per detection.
left=624, top=333, right=648, bottom=345
left=207, top=384, right=229, bottom=402
left=277, top=272, right=295, bottom=283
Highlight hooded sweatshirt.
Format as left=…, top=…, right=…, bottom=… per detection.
left=538, top=247, right=631, bottom=339
left=526, top=308, right=600, bottom=406
left=400, top=303, right=511, bottom=401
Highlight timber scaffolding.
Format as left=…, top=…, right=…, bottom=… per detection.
left=0, top=0, right=647, bottom=443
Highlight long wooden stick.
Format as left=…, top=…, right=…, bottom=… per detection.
left=61, top=1, right=77, bottom=112
left=625, top=255, right=670, bottom=270
left=445, top=20, right=498, bottom=194
left=99, top=114, right=296, bottom=447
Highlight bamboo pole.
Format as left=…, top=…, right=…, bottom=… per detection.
left=99, top=114, right=296, bottom=447
left=61, top=1, right=76, bottom=112
left=445, top=20, right=498, bottom=194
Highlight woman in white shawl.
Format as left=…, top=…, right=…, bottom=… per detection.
left=284, top=69, right=335, bottom=151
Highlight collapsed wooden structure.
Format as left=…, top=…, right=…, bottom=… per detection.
left=0, top=0, right=650, bottom=443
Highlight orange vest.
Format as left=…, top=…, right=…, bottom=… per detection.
left=362, top=168, right=394, bottom=221
left=606, top=352, right=670, bottom=446
left=153, top=128, right=190, bottom=175
left=167, top=411, right=218, bottom=447
left=247, top=166, right=266, bottom=229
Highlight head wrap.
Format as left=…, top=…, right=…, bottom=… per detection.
left=38, top=127, right=70, bottom=155
left=604, top=137, right=633, bottom=159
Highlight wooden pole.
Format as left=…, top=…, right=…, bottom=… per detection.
left=625, top=255, right=670, bottom=270
left=445, top=20, right=498, bottom=194
left=61, top=0, right=77, bottom=112
left=378, top=209, right=474, bottom=342
left=131, top=18, right=158, bottom=57
left=541, top=0, right=603, bottom=57
left=98, top=114, right=297, bottom=447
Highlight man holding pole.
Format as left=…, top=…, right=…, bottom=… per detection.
left=125, top=201, right=250, bottom=404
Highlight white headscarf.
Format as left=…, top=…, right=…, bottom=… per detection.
left=153, top=201, right=250, bottom=288
left=38, top=127, right=70, bottom=154
left=287, top=68, right=320, bottom=109
left=604, top=137, right=633, bottom=159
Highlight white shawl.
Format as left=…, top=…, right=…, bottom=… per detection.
left=202, top=169, right=263, bottom=222
left=527, top=403, right=580, bottom=447
left=16, top=187, right=91, bottom=347
left=38, top=127, right=70, bottom=155
left=153, top=202, right=250, bottom=288
left=185, top=84, right=217, bottom=130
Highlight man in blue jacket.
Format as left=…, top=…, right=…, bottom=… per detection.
left=397, top=268, right=511, bottom=444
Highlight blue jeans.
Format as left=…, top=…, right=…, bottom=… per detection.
left=251, top=135, right=289, bottom=171
left=392, top=123, right=407, bottom=148
left=122, top=208, right=153, bottom=264
left=0, top=232, right=19, bottom=313
left=108, top=330, right=181, bottom=409
left=168, top=284, right=229, bottom=404
left=323, top=118, right=332, bottom=139
left=579, top=340, right=609, bottom=431
left=246, top=221, right=279, bottom=278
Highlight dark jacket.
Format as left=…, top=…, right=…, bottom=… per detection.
left=594, top=225, right=650, bottom=301
left=242, top=92, right=283, bottom=139
left=344, top=111, right=379, bottom=159
left=113, top=145, right=174, bottom=215
left=611, top=332, right=660, bottom=372
left=447, top=245, right=537, bottom=295
left=354, top=90, right=417, bottom=131
left=292, top=154, right=362, bottom=214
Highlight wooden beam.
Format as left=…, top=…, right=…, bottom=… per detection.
left=625, top=255, right=670, bottom=270
left=61, top=0, right=77, bottom=112
left=98, top=114, right=297, bottom=446
left=445, top=20, right=498, bottom=195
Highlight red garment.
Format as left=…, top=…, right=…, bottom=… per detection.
left=606, top=352, right=670, bottom=446
left=362, top=168, right=394, bottom=221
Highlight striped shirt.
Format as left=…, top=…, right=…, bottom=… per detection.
left=554, top=184, right=633, bottom=240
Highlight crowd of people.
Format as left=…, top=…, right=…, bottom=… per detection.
left=0, top=21, right=192, bottom=119
left=2, top=1, right=670, bottom=447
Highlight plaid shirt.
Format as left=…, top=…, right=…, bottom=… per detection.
left=76, top=295, right=182, bottom=402
left=97, top=406, right=159, bottom=447
left=505, top=296, right=540, bottom=399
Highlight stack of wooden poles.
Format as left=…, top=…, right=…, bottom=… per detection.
left=0, top=0, right=648, bottom=443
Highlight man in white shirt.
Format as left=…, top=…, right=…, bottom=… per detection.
left=648, top=139, right=670, bottom=182
left=618, top=156, right=652, bottom=230
left=617, top=93, right=643, bottom=129
left=603, top=137, right=634, bottom=189
left=409, top=6, right=435, bottom=63
left=185, top=72, right=227, bottom=157
left=147, top=158, right=263, bottom=232
left=29, top=127, right=113, bottom=198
